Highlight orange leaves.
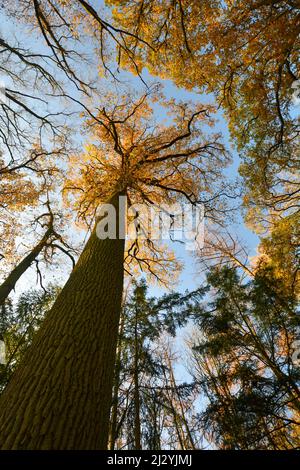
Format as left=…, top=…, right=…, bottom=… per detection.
left=65, top=86, right=227, bottom=224
left=63, top=86, right=228, bottom=284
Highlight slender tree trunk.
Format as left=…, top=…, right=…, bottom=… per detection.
left=152, top=397, right=161, bottom=450
left=109, top=307, right=125, bottom=450
left=0, top=228, right=53, bottom=306
left=161, top=364, right=185, bottom=449
left=0, top=192, right=126, bottom=449
left=167, top=356, right=196, bottom=450
left=133, top=307, right=141, bottom=449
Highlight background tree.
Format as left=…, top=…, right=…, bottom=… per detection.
left=0, top=285, right=59, bottom=392
left=109, top=280, right=204, bottom=450
left=0, top=196, right=76, bottom=306
left=187, top=265, right=300, bottom=449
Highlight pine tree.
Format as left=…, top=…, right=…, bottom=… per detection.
left=188, top=266, right=300, bottom=449
left=109, top=279, right=204, bottom=449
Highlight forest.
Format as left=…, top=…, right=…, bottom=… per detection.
left=0, top=0, right=299, bottom=451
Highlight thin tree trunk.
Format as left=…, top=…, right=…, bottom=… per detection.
left=133, top=307, right=141, bottom=449
left=109, top=307, right=125, bottom=450
left=161, top=363, right=185, bottom=449
left=167, top=355, right=196, bottom=450
left=0, top=192, right=126, bottom=449
left=152, top=396, right=161, bottom=450
left=0, top=227, right=53, bottom=306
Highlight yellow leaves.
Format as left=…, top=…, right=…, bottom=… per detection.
left=0, top=171, right=39, bottom=277
left=105, top=0, right=299, bottom=222
left=253, top=213, right=300, bottom=297
left=0, top=173, right=38, bottom=211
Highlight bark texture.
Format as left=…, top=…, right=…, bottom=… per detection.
left=0, top=193, right=125, bottom=449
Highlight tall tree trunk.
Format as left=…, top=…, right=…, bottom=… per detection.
left=0, top=227, right=53, bottom=306
left=0, top=192, right=126, bottom=449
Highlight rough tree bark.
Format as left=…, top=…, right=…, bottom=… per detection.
left=0, top=192, right=126, bottom=449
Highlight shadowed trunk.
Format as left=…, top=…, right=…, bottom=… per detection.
left=0, top=192, right=126, bottom=449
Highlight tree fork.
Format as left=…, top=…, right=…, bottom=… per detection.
left=0, top=192, right=126, bottom=449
